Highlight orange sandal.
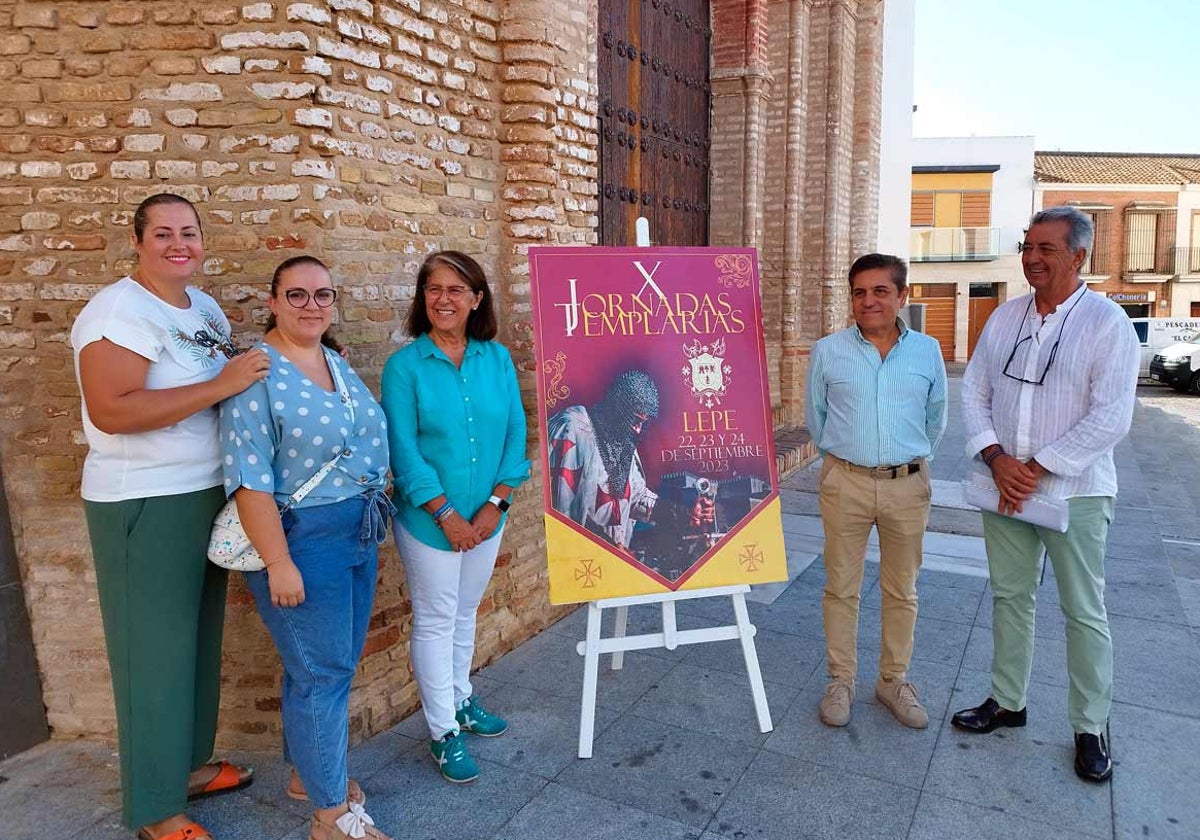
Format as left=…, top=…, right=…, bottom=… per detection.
left=136, top=822, right=212, bottom=840
left=187, top=761, right=254, bottom=800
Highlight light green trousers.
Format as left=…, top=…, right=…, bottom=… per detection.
left=982, top=496, right=1113, bottom=734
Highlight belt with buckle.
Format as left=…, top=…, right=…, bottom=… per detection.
left=833, top=456, right=922, bottom=480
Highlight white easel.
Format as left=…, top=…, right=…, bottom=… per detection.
left=573, top=217, right=774, bottom=758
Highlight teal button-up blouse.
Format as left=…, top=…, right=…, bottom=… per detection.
left=380, top=333, right=531, bottom=550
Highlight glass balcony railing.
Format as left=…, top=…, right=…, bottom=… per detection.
left=910, top=227, right=1000, bottom=262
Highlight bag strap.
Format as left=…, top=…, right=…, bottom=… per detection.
left=279, top=349, right=357, bottom=512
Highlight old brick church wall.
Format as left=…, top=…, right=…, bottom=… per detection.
left=0, top=0, right=884, bottom=748
left=0, top=0, right=595, bottom=747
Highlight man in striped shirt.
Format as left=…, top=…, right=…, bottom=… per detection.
left=952, top=206, right=1139, bottom=783
left=806, top=253, right=948, bottom=730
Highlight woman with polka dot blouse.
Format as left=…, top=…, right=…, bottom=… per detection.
left=219, top=256, right=393, bottom=840
left=381, top=251, right=531, bottom=784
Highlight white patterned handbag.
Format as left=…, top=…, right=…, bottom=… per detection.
left=208, top=349, right=355, bottom=571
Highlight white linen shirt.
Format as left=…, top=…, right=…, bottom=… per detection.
left=961, top=284, right=1139, bottom=499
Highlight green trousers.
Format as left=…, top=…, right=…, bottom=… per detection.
left=982, top=496, right=1113, bottom=734
left=85, top=486, right=228, bottom=828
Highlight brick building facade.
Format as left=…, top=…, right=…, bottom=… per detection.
left=0, top=0, right=887, bottom=751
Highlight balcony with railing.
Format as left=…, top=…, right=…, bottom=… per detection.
left=1123, top=246, right=1176, bottom=281
left=909, top=226, right=1000, bottom=262
left=1176, top=247, right=1200, bottom=280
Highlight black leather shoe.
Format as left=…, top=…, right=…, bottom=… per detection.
left=951, top=697, right=1027, bottom=733
left=1074, top=732, right=1113, bottom=782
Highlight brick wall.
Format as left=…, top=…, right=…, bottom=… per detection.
left=709, top=0, right=885, bottom=423
left=1, top=0, right=880, bottom=748
left=0, top=0, right=591, bottom=748
left=1041, top=189, right=1177, bottom=313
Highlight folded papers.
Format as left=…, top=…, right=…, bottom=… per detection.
left=962, top=474, right=1069, bottom=533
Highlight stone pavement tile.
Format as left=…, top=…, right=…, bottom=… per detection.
left=1151, top=509, right=1200, bottom=541
left=1176, top=577, right=1200, bottom=627
left=177, top=787, right=308, bottom=840
left=1109, top=614, right=1200, bottom=717
left=743, top=584, right=826, bottom=641
left=352, top=736, right=549, bottom=840
left=855, top=608, right=973, bottom=668
left=908, top=578, right=985, bottom=626
left=0, top=741, right=120, bottom=840
left=930, top=670, right=1112, bottom=839
left=679, top=626, right=825, bottom=689
left=494, top=782, right=704, bottom=840
left=628, top=662, right=800, bottom=747
left=917, top=566, right=989, bottom=592
left=545, top=605, right=588, bottom=638
left=908, top=792, right=1104, bottom=840
left=763, top=660, right=958, bottom=790
left=348, top=730, right=422, bottom=782
left=462, top=683, right=621, bottom=779
left=962, top=624, right=1069, bottom=689
left=1164, top=539, right=1200, bottom=581
left=553, top=714, right=755, bottom=829
left=1110, top=701, right=1200, bottom=840
left=213, top=748, right=307, bottom=819
left=487, top=644, right=676, bottom=714
left=1106, top=523, right=1168, bottom=562
left=1104, top=578, right=1189, bottom=625
left=709, top=750, right=919, bottom=840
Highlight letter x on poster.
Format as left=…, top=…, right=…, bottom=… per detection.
left=529, top=247, right=787, bottom=604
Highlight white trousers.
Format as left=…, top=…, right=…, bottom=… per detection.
left=393, top=520, right=503, bottom=739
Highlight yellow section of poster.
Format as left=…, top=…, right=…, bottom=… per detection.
left=546, top=497, right=786, bottom=604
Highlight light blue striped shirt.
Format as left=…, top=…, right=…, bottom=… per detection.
left=805, top=321, right=948, bottom=467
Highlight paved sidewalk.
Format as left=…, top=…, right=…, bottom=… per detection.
left=4, top=379, right=1199, bottom=840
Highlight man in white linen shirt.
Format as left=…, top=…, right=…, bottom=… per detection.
left=951, top=206, right=1139, bottom=784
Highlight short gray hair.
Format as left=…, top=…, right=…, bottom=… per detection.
left=1029, top=205, right=1094, bottom=262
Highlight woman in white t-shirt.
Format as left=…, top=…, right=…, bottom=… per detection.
left=71, top=193, right=269, bottom=840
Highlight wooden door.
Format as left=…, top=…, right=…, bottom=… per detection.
left=968, top=297, right=999, bottom=359
left=910, top=284, right=956, bottom=360
left=598, top=0, right=711, bottom=246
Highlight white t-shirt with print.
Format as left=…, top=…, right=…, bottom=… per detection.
left=71, top=276, right=237, bottom=502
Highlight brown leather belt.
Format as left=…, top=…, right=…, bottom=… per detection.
left=830, top=454, right=923, bottom=480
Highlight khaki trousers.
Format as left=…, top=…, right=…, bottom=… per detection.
left=818, top=456, right=931, bottom=683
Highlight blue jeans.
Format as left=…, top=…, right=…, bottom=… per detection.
left=244, top=492, right=389, bottom=808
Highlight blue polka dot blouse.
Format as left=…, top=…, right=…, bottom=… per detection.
left=219, top=342, right=389, bottom=507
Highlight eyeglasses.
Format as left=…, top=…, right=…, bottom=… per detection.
left=425, top=284, right=475, bottom=301
left=1002, top=294, right=1083, bottom=386
left=283, top=287, right=337, bottom=308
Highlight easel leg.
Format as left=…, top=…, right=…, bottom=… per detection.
left=578, top=601, right=603, bottom=758
left=732, top=592, right=773, bottom=732
left=611, top=604, right=628, bottom=671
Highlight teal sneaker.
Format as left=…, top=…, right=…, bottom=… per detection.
left=430, top=730, right=478, bottom=783
left=455, top=695, right=509, bottom=737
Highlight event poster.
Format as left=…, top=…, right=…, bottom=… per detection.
left=529, top=247, right=786, bottom=604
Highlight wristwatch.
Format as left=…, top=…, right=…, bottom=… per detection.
left=487, top=494, right=511, bottom=513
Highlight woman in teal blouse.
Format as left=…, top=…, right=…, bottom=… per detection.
left=380, top=251, right=530, bottom=784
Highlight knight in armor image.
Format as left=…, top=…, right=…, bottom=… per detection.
left=547, top=370, right=661, bottom=550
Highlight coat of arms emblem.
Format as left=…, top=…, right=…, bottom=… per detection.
left=682, top=338, right=731, bottom=407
